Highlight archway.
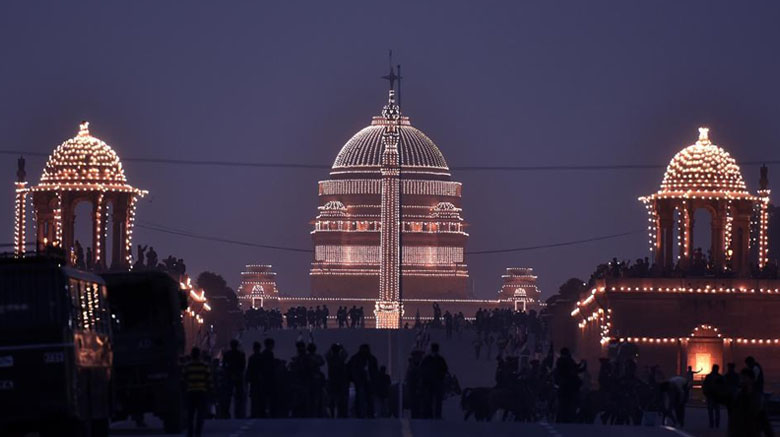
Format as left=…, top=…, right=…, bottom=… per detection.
left=686, top=325, right=723, bottom=381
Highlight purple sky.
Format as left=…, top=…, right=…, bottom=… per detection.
left=2, top=1, right=780, bottom=298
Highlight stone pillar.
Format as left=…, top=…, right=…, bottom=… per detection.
left=33, top=193, right=56, bottom=251
left=60, top=193, right=75, bottom=255
left=711, top=205, right=725, bottom=270
left=679, top=200, right=693, bottom=269
left=732, top=214, right=752, bottom=275
left=94, top=198, right=107, bottom=269
left=111, top=198, right=129, bottom=270
left=14, top=183, right=27, bottom=256
left=375, top=89, right=402, bottom=329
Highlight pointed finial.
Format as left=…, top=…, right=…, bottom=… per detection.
left=381, top=50, right=399, bottom=91
left=78, top=121, right=90, bottom=136
left=697, top=127, right=710, bottom=144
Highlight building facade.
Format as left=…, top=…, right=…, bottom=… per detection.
left=571, top=128, right=780, bottom=384
left=250, top=80, right=535, bottom=326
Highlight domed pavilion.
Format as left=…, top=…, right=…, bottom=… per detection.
left=14, top=121, right=146, bottom=270
left=251, top=76, right=522, bottom=327
left=639, top=127, right=770, bottom=274
left=310, top=111, right=469, bottom=301
left=568, top=127, right=780, bottom=384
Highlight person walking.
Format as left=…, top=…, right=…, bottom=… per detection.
left=554, top=348, right=582, bottom=423
left=183, top=347, right=212, bottom=437
left=348, top=344, right=378, bottom=418
left=222, top=339, right=247, bottom=418
left=420, top=343, right=449, bottom=419
left=326, top=343, right=349, bottom=418
left=246, top=342, right=264, bottom=418
left=702, top=364, right=724, bottom=429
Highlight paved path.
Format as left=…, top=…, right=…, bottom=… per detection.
left=111, top=418, right=692, bottom=437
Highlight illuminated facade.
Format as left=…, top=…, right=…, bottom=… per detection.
left=236, top=264, right=279, bottom=310
left=13, top=122, right=147, bottom=270
left=498, top=268, right=544, bottom=311
left=310, top=93, right=469, bottom=301
left=250, top=75, right=532, bottom=326
left=572, top=128, right=780, bottom=382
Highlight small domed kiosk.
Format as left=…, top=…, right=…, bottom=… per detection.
left=639, top=128, right=770, bottom=274
left=14, top=121, right=147, bottom=270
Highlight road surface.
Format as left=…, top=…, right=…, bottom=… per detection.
left=110, top=418, right=693, bottom=437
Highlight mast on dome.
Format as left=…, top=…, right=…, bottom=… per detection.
left=381, top=50, right=402, bottom=109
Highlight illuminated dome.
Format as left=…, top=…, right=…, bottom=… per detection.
left=659, top=128, right=749, bottom=196
left=40, top=121, right=129, bottom=187
left=331, top=116, right=450, bottom=177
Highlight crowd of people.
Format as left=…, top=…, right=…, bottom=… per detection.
left=272, top=305, right=369, bottom=329
left=181, top=338, right=453, bottom=435
left=601, top=253, right=780, bottom=280
left=244, top=308, right=284, bottom=331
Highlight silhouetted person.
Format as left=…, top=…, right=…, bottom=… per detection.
left=85, top=247, right=93, bottom=270
left=724, top=363, right=739, bottom=397
left=745, top=356, right=765, bottom=395
left=246, top=342, right=264, bottom=417
left=146, top=246, right=158, bottom=269
left=554, top=347, right=582, bottom=423
left=74, top=240, right=85, bottom=269
left=404, top=350, right=425, bottom=418
left=183, top=347, right=212, bottom=437
left=349, top=344, right=378, bottom=418
left=289, top=341, right=310, bottom=417
left=702, top=364, right=723, bottom=429
left=222, top=339, right=246, bottom=418
left=134, top=244, right=147, bottom=270
left=727, top=368, right=763, bottom=437
left=307, top=343, right=325, bottom=416
left=259, top=338, right=277, bottom=417
left=420, top=343, right=448, bottom=419
left=375, top=365, right=391, bottom=417
left=326, top=343, right=349, bottom=418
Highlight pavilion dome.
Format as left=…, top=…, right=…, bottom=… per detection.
left=331, top=115, right=450, bottom=177
left=40, top=121, right=128, bottom=186
left=658, top=128, right=749, bottom=195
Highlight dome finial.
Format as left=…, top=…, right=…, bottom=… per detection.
left=78, top=121, right=90, bottom=137
left=698, top=127, right=710, bottom=144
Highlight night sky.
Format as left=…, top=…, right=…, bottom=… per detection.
left=2, top=1, right=780, bottom=298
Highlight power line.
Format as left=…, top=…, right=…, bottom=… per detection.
left=3, top=150, right=777, bottom=172
left=136, top=220, right=642, bottom=255
left=465, top=229, right=645, bottom=254
left=136, top=223, right=314, bottom=253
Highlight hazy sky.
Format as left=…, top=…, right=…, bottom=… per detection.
left=2, top=1, right=780, bottom=297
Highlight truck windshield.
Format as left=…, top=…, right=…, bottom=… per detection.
left=110, top=287, right=174, bottom=330
left=0, top=264, right=67, bottom=345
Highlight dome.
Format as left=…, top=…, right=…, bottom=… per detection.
left=659, top=128, right=749, bottom=195
left=40, top=121, right=128, bottom=187
left=331, top=116, right=450, bottom=177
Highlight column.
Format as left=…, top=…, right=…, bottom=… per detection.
left=14, top=183, right=27, bottom=256
left=111, top=199, right=129, bottom=270
left=375, top=89, right=402, bottom=329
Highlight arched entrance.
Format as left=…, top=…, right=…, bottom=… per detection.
left=686, top=324, right=724, bottom=381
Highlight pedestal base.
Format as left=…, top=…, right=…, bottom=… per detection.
left=374, top=300, right=403, bottom=329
